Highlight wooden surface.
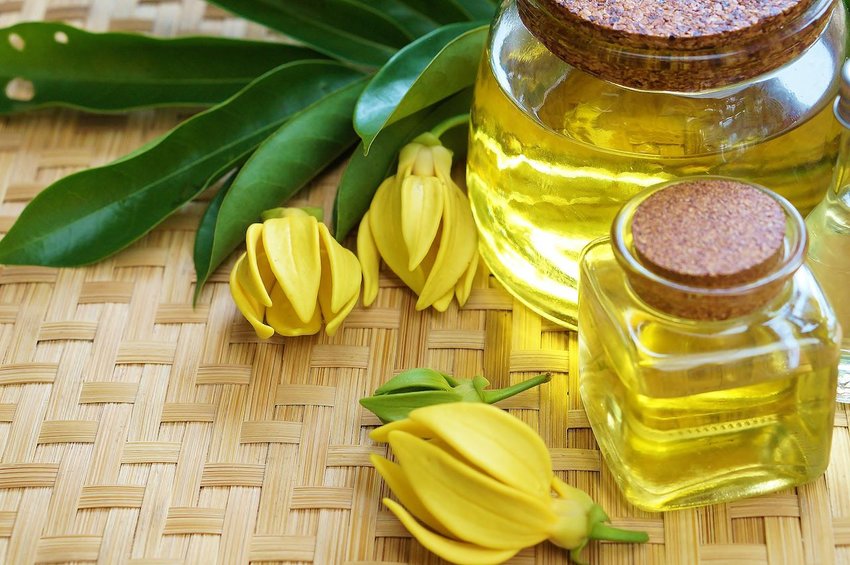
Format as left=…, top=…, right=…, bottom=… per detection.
left=1, top=1, right=850, bottom=563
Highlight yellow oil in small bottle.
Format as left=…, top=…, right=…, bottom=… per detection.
left=467, top=53, right=841, bottom=328
left=578, top=260, right=838, bottom=510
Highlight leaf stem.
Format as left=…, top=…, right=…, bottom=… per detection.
left=482, top=373, right=551, bottom=403
left=429, top=113, right=470, bottom=139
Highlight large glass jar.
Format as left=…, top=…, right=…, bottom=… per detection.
left=467, top=0, right=847, bottom=329
left=578, top=178, right=840, bottom=511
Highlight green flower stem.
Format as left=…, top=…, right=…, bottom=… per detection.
left=483, top=373, right=552, bottom=403
left=589, top=523, right=650, bottom=544
left=429, top=113, right=470, bottom=139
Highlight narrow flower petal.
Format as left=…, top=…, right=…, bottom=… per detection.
left=266, top=283, right=321, bottom=337
left=416, top=181, right=477, bottom=310
left=323, top=292, right=358, bottom=337
left=383, top=498, right=519, bottom=565
left=317, top=223, right=361, bottom=314
left=388, top=430, right=555, bottom=549
left=397, top=142, right=424, bottom=178
left=239, top=223, right=274, bottom=307
left=455, top=253, right=479, bottom=307
left=229, top=254, right=274, bottom=339
left=431, top=286, right=455, bottom=312
left=370, top=455, right=453, bottom=537
left=409, top=403, right=552, bottom=499
left=370, top=176, right=427, bottom=294
left=400, top=175, right=444, bottom=271
left=263, top=215, right=321, bottom=324
left=370, top=417, right=434, bottom=443
left=357, top=211, right=380, bottom=307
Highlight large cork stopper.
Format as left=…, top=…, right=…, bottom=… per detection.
left=517, top=0, right=833, bottom=91
left=625, top=180, right=789, bottom=320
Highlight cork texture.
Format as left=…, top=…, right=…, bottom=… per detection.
left=632, top=180, right=786, bottom=288
left=0, top=1, right=849, bottom=564
left=516, top=0, right=835, bottom=91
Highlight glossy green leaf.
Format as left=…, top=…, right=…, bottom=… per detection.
left=0, top=61, right=363, bottom=267
left=373, top=368, right=455, bottom=395
left=193, top=172, right=238, bottom=303
left=398, top=0, right=474, bottom=23
left=208, top=0, right=408, bottom=67
left=194, top=78, right=369, bottom=294
left=0, top=22, right=324, bottom=114
left=453, top=0, right=499, bottom=20
left=355, top=22, right=487, bottom=151
left=334, top=88, right=473, bottom=241
left=353, top=0, right=441, bottom=38
left=360, top=390, right=462, bottom=423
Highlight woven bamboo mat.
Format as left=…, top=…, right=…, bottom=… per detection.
left=0, top=1, right=849, bottom=564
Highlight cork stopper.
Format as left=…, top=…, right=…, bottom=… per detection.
left=617, top=179, right=796, bottom=320
left=517, top=0, right=834, bottom=91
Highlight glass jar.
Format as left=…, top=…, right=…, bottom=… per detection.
left=467, top=0, right=846, bottom=329
left=806, top=60, right=850, bottom=402
left=578, top=178, right=840, bottom=512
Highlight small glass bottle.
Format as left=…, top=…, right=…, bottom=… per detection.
left=578, top=178, right=840, bottom=512
left=468, top=0, right=846, bottom=329
left=807, top=60, right=850, bottom=403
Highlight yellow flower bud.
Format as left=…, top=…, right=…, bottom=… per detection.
left=229, top=208, right=361, bottom=338
left=358, top=133, right=479, bottom=312
left=369, top=403, right=648, bottom=565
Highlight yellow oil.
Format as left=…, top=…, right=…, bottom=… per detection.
left=467, top=57, right=841, bottom=329
left=578, top=242, right=838, bottom=511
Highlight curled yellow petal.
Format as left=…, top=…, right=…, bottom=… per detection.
left=371, top=455, right=452, bottom=537
left=400, top=175, right=444, bottom=271
left=239, top=223, right=274, bottom=307
left=357, top=210, right=380, bottom=307
left=263, top=215, right=321, bottom=324
left=318, top=223, right=361, bottom=314
left=455, top=253, right=479, bottom=307
left=370, top=417, right=434, bottom=443
left=431, top=145, right=455, bottom=184
left=383, top=498, right=518, bottom=565
left=431, top=286, right=455, bottom=312
left=370, top=176, right=427, bottom=294
left=229, top=254, right=274, bottom=339
left=266, top=283, right=321, bottom=337
left=323, top=292, right=357, bottom=337
left=416, top=181, right=477, bottom=310
left=388, top=430, right=555, bottom=549
left=409, top=403, right=552, bottom=499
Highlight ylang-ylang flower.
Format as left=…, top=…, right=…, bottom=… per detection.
left=230, top=207, right=361, bottom=338
left=358, top=133, right=478, bottom=311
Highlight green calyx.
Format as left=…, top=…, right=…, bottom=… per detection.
left=359, top=368, right=551, bottom=423
left=570, top=505, right=649, bottom=565
left=261, top=206, right=325, bottom=222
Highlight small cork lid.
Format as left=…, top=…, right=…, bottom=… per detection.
left=517, top=0, right=833, bottom=90
left=621, top=179, right=792, bottom=320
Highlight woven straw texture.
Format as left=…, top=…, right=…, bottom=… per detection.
left=1, top=1, right=849, bottom=564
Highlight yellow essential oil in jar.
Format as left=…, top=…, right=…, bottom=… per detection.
left=467, top=0, right=846, bottom=328
left=578, top=179, right=840, bottom=511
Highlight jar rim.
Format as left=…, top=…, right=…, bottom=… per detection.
left=609, top=177, right=807, bottom=318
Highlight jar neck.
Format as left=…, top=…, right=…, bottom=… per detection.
left=517, top=0, right=836, bottom=92
left=612, top=179, right=808, bottom=321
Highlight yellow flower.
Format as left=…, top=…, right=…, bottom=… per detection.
left=369, top=403, right=648, bottom=565
left=358, top=133, right=478, bottom=311
left=229, top=207, right=361, bottom=338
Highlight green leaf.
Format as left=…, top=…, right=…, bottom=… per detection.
left=359, top=390, right=462, bottom=423
left=352, top=0, right=441, bottom=38
left=194, top=77, right=369, bottom=294
left=334, top=88, right=473, bottom=241
left=354, top=22, right=487, bottom=151
left=373, top=368, right=455, bottom=395
left=208, top=0, right=409, bottom=67
left=453, top=0, right=498, bottom=20
left=192, top=172, right=238, bottom=302
left=398, top=0, right=475, bottom=23
left=0, top=61, right=363, bottom=267
left=0, top=22, right=324, bottom=114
